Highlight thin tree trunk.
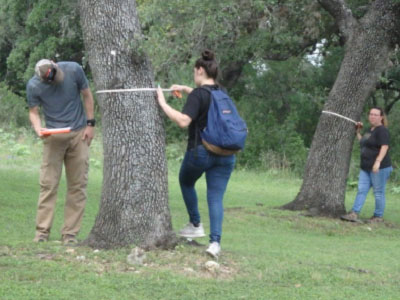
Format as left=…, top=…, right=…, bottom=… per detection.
left=283, top=0, right=400, bottom=217
left=79, top=0, right=176, bottom=249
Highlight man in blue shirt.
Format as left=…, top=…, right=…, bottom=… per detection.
left=27, top=59, right=95, bottom=245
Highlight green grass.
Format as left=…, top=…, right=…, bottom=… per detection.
left=1, top=133, right=400, bottom=299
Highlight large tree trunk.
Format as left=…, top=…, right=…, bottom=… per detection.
left=283, top=0, right=400, bottom=217
left=79, top=0, right=176, bottom=249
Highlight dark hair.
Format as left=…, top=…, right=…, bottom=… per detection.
left=194, top=50, right=218, bottom=80
left=369, top=107, right=388, bottom=127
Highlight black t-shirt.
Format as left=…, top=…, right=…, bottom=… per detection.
left=360, top=125, right=391, bottom=171
left=182, top=84, right=220, bottom=150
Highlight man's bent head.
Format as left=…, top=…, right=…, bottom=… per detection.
left=35, top=59, right=64, bottom=84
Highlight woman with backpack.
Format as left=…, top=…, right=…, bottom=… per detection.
left=156, top=50, right=236, bottom=258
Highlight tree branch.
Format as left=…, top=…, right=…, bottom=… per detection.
left=318, top=0, right=356, bottom=41
left=262, top=38, right=319, bottom=61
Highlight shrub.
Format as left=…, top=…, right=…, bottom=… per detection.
left=0, top=83, right=30, bottom=129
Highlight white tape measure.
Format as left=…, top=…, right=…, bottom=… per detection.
left=322, top=110, right=357, bottom=125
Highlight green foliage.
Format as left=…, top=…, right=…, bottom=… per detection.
left=231, top=57, right=326, bottom=172
left=165, top=142, right=185, bottom=162
left=0, top=84, right=30, bottom=128
left=0, top=128, right=42, bottom=165
left=315, top=44, right=344, bottom=91
left=89, top=158, right=102, bottom=169
left=1, top=0, right=84, bottom=91
left=0, top=0, right=32, bottom=79
left=162, top=94, right=188, bottom=144
left=138, top=0, right=328, bottom=84
left=390, top=185, right=400, bottom=194
left=386, top=109, right=400, bottom=180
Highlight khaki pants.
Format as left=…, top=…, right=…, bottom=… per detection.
left=35, top=128, right=89, bottom=239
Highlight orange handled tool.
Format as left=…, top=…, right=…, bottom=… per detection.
left=41, top=127, right=72, bottom=136
left=171, top=90, right=182, bottom=98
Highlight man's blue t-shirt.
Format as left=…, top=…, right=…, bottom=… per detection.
left=26, top=61, right=89, bottom=130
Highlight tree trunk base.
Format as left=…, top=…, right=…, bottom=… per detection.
left=81, top=231, right=179, bottom=250
left=281, top=195, right=346, bottom=218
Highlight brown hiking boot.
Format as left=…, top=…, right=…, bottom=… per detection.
left=367, top=216, right=384, bottom=223
left=62, top=234, right=78, bottom=245
left=33, top=234, right=48, bottom=242
left=340, top=211, right=359, bottom=222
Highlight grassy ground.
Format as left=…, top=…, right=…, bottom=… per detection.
left=0, top=132, right=400, bottom=299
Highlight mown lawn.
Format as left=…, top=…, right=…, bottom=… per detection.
left=0, top=135, right=400, bottom=299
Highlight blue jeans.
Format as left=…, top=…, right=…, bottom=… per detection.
left=179, top=145, right=236, bottom=243
left=352, top=166, right=392, bottom=217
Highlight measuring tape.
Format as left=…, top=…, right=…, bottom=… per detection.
left=322, top=110, right=358, bottom=125
left=96, top=88, right=172, bottom=93
left=96, top=88, right=182, bottom=98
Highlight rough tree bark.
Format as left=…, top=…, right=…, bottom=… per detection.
left=79, top=0, right=176, bottom=249
left=283, top=0, right=400, bottom=217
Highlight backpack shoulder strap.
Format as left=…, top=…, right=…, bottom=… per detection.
left=199, top=86, right=213, bottom=94
left=200, top=85, right=231, bottom=97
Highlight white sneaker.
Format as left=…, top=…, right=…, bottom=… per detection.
left=178, top=223, right=205, bottom=238
left=206, top=242, right=221, bottom=258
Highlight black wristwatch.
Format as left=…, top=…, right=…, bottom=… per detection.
left=87, top=119, right=96, bottom=127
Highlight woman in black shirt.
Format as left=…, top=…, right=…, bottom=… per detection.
left=156, top=50, right=235, bottom=258
left=341, top=107, right=392, bottom=223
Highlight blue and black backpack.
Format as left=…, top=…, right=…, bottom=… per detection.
left=200, top=87, right=247, bottom=155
